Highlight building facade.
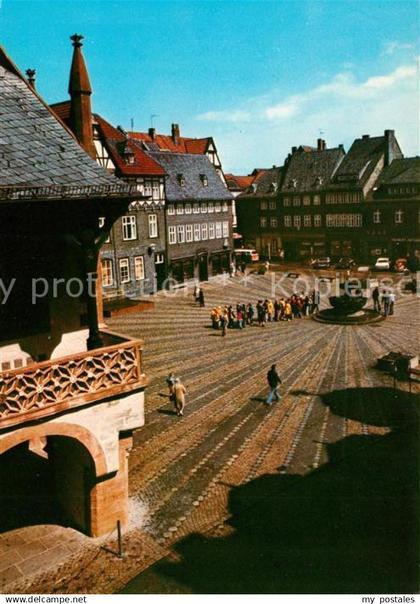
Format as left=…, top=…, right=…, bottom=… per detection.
left=148, top=151, right=234, bottom=282
left=0, top=41, right=146, bottom=537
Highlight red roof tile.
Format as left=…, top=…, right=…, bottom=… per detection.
left=129, top=131, right=211, bottom=155
left=94, top=115, right=166, bottom=176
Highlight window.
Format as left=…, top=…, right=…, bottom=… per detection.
left=200, top=174, right=208, bottom=186
left=314, top=214, right=322, bottom=227
left=143, top=180, right=152, bottom=196
left=283, top=197, right=291, bottom=207
left=293, top=215, right=301, bottom=228
left=293, top=196, right=301, bottom=206
left=222, top=221, right=229, bottom=237
left=326, top=213, right=363, bottom=227
left=194, top=224, right=201, bottom=241
left=177, top=173, right=185, bottom=186
left=270, top=217, right=278, bottom=227
left=134, top=256, right=145, bottom=281
left=200, top=202, right=207, bottom=213
left=209, top=223, right=215, bottom=239
left=373, top=210, right=381, bottom=224
left=122, top=215, right=137, bottom=240
left=167, top=204, right=175, bottom=215
left=201, top=223, right=208, bottom=240
left=119, top=258, right=130, bottom=283
left=260, top=216, right=267, bottom=228
left=303, top=195, right=311, bottom=206
left=303, top=215, right=311, bottom=227
left=208, top=201, right=214, bottom=213
left=148, top=214, right=158, bottom=238
left=284, top=216, right=292, bottom=227
left=99, top=217, right=110, bottom=243
left=186, top=224, right=193, bottom=242
left=185, top=203, right=192, bottom=214
left=395, top=210, right=404, bottom=224
left=155, top=252, right=164, bottom=264
left=215, top=202, right=221, bottom=213
left=313, top=194, right=321, bottom=206
left=269, top=200, right=276, bottom=210
left=215, top=222, right=222, bottom=238
left=222, top=201, right=228, bottom=212
left=260, top=201, right=268, bottom=210
left=193, top=203, right=200, bottom=214
left=177, top=225, right=185, bottom=243
left=101, top=259, right=113, bottom=287
left=168, top=226, right=176, bottom=244
left=152, top=182, right=160, bottom=199
left=176, top=204, right=184, bottom=215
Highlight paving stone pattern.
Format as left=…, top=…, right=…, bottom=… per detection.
left=3, top=271, right=419, bottom=594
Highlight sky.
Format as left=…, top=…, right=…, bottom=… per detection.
left=0, top=0, right=418, bottom=173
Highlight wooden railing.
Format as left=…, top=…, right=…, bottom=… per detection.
left=0, top=334, right=146, bottom=429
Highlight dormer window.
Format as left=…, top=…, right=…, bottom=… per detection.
left=251, top=183, right=258, bottom=193
left=122, top=144, right=135, bottom=165
left=289, top=179, right=297, bottom=189
left=270, top=182, right=278, bottom=193
left=200, top=174, right=208, bottom=187
left=177, top=173, right=185, bottom=186
left=315, top=176, right=323, bottom=186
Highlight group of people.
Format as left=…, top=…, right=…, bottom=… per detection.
left=210, top=291, right=320, bottom=334
left=372, top=287, right=396, bottom=316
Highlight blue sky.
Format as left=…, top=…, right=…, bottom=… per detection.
left=0, top=0, right=418, bottom=172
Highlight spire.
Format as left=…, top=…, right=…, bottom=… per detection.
left=68, top=34, right=96, bottom=158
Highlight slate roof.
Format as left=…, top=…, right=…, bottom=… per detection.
left=130, top=131, right=211, bottom=155
left=239, top=167, right=283, bottom=198
left=94, top=115, right=166, bottom=176
left=376, top=157, right=420, bottom=185
left=147, top=152, right=232, bottom=202
left=0, top=47, right=133, bottom=202
left=330, top=134, right=403, bottom=189
left=280, top=148, right=345, bottom=193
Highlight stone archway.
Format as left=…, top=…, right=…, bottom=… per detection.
left=0, top=434, right=96, bottom=534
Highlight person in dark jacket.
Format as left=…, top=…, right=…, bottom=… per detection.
left=266, top=364, right=282, bottom=405
left=198, top=288, right=205, bottom=307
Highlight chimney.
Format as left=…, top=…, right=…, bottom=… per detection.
left=26, top=68, right=36, bottom=90
left=171, top=123, right=180, bottom=145
left=362, top=134, right=370, bottom=140
left=317, top=138, right=323, bottom=151
left=148, top=127, right=156, bottom=140
left=291, top=146, right=297, bottom=154
left=384, top=129, right=395, bottom=167
left=338, top=144, right=344, bottom=151
left=68, top=34, right=96, bottom=159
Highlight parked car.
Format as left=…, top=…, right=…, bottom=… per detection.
left=374, top=257, right=391, bottom=271
left=311, top=257, right=331, bottom=269
left=335, top=257, right=356, bottom=270
left=234, top=248, right=259, bottom=263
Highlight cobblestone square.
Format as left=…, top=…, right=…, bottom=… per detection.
left=3, top=272, right=419, bottom=594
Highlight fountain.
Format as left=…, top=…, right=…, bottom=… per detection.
left=313, top=280, right=384, bottom=325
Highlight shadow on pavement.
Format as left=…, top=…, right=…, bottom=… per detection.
left=122, top=387, right=419, bottom=594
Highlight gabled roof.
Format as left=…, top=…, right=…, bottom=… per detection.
left=94, top=115, right=166, bottom=176
left=331, top=133, right=403, bottom=188
left=147, top=152, right=232, bottom=202
left=0, top=46, right=132, bottom=201
left=280, top=147, right=345, bottom=193
left=239, top=167, right=284, bottom=198
left=225, top=173, right=255, bottom=191
left=129, top=131, right=212, bottom=155
left=376, top=157, right=420, bottom=185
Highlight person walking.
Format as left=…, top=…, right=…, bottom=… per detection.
left=220, top=311, right=227, bottom=336
left=266, top=364, right=282, bottom=406
left=198, top=288, right=205, bottom=307
left=372, top=286, right=380, bottom=312
left=173, top=378, right=187, bottom=416
left=389, top=291, right=395, bottom=315
left=166, top=372, right=177, bottom=399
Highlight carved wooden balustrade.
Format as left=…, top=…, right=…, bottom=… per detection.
left=0, top=332, right=146, bottom=429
